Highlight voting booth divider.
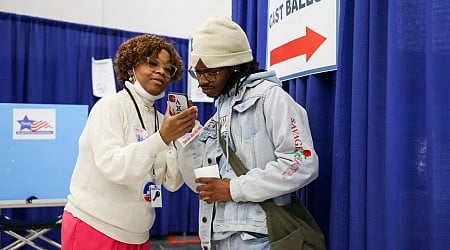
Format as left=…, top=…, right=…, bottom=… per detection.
left=0, top=103, right=88, bottom=249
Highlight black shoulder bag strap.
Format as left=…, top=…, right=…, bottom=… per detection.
left=218, top=135, right=247, bottom=176
left=218, top=135, right=277, bottom=210
left=218, top=135, right=277, bottom=208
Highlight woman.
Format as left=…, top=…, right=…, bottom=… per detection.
left=62, top=34, right=197, bottom=249
left=177, top=17, right=320, bottom=249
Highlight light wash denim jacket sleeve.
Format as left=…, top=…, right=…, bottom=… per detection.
left=176, top=71, right=319, bottom=249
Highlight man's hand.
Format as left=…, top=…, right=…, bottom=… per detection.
left=195, top=178, right=232, bottom=204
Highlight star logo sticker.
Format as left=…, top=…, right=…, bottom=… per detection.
left=17, top=115, right=35, bottom=131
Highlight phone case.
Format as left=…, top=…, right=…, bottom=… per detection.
left=168, top=92, right=188, bottom=114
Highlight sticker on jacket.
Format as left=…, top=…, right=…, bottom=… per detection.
left=134, top=125, right=149, bottom=142
left=177, top=120, right=203, bottom=147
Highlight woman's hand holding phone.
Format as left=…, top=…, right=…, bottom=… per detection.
left=159, top=92, right=197, bottom=144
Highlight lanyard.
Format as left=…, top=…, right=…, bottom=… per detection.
left=124, top=86, right=158, bottom=133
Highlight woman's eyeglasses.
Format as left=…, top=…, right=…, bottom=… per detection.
left=146, top=57, right=178, bottom=78
left=188, top=67, right=223, bottom=82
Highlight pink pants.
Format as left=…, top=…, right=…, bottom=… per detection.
left=61, top=211, right=150, bottom=250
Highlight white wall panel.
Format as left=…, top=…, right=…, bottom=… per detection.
left=0, top=0, right=231, bottom=38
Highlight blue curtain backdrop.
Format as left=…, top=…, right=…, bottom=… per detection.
left=0, top=12, right=205, bottom=248
left=233, top=0, right=450, bottom=250
left=2, top=0, right=450, bottom=248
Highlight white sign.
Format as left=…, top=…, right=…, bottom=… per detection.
left=267, top=0, right=338, bottom=80
left=13, top=108, right=56, bottom=140
left=91, top=58, right=117, bottom=97
left=187, top=38, right=214, bottom=103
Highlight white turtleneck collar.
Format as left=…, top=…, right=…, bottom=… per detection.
left=126, top=80, right=165, bottom=106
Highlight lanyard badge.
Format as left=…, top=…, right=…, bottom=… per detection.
left=142, top=181, right=162, bottom=207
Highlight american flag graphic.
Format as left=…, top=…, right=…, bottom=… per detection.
left=31, top=120, right=52, bottom=131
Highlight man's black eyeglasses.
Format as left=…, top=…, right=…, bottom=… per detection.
left=188, top=67, right=223, bottom=82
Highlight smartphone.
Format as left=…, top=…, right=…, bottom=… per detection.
left=168, top=92, right=189, bottom=114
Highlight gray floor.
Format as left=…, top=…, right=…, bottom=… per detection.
left=150, top=234, right=201, bottom=250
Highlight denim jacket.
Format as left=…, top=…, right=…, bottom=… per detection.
left=176, top=70, right=319, bottom=250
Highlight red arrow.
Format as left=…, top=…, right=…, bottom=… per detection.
left=269, top=27, right=326, bottom=66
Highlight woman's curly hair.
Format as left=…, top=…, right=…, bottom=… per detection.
left=114, top=34, right=183, bottom=86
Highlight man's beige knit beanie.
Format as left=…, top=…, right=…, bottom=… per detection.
left=190, top=16, right=253, bottom=68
